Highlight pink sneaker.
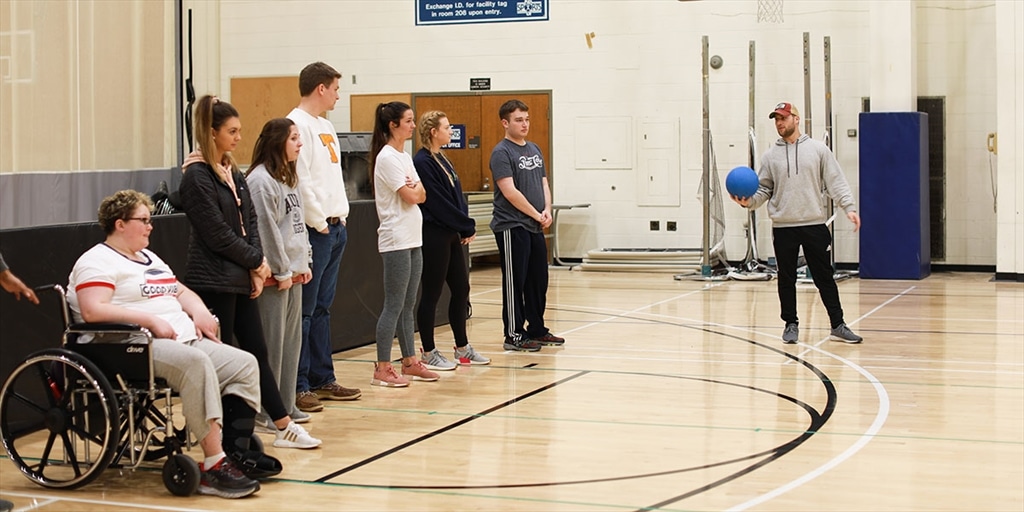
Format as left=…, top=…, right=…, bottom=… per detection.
left=371, top=363, right=409, bottom=387
left=401, top=359, right=439, bottom=382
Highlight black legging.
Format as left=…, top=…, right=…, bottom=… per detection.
left=416, top=222, right=470, bottom=352
left=198, top=291, right=289, bottom=422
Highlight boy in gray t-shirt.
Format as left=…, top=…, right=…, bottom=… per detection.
left=488, top=99, right=565, bottom=351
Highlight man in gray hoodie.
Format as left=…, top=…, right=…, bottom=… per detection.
left=731, top=102, right=863, bottom=345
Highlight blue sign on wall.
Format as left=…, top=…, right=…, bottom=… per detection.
left=443, top=124, right=466, bottom=149
left=416, top=0, right=548, bottom=26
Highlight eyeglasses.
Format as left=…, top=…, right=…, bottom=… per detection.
left=126, top=217, right=153, bottom=225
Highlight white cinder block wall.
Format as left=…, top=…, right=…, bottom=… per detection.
left=213, top=0, right=1001, bottom=267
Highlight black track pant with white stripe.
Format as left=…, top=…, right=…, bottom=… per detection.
left=495, top=227, right=550, bottom=341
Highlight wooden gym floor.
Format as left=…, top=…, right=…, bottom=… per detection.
left=1, top=265, right=1022, bottom=511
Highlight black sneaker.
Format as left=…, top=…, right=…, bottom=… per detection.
left=229, top=449, right=283, bottom=479
left=531, top=333, right=565, bottom=346
left=199, top=457, right=260, bottom=499
left=503, top=337, right=542, bottom=352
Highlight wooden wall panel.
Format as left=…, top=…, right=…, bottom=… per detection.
left=350, top=93, right=413, bottom=132
left=229, top=76, right=299, bottom=166
left=413, top=95, right=485, bottom=191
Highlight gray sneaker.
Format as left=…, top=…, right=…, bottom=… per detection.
left=782, top=323, right=799, bottom=344
left=290, top=409, right=311, bottom=424
left=454, top=344, right=491, bottom=365
left=253, top=413, right=275, bottom=435
left=830, top=323, right=863, bottom=344
left=421, top=348, right=457, bottom=371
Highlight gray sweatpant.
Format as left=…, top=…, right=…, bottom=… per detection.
left=152, top=337, right=261, bottom=443
left=255, top=283, right=302, bottom=416
left=376, top=248, right=423, bottom=362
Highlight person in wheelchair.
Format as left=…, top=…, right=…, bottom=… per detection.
left=67, top=189, right=280, bottom=499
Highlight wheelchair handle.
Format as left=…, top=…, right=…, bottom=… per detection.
left=34, top=284, right=71, bottom=328
left=34, top=283, right=65, bottom=294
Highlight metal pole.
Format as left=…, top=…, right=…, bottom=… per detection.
left=175, top=0, right=183, bottom=165
left=824, top=35, right=837, bottom=271
left=749, top=41, right=756, bottom=134
left=701, top=35, right=711, bottom=277
left=803, top=32, right=812, bottom=137
left=824, top=36, right=833, bottom=150
left=745, top=40, right=761, bottom=268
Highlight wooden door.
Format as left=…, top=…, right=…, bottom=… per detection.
left=411, top=92, right=551, bottom=193
left=413, top=96, right=485, bottom=191
left=479, top=93, right=551, bottom=191
left=350, top=93, right=414, bottom=132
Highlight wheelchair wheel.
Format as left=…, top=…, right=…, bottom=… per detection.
left=162, top=453, right=200, bottom=496
left=0, top=349, right=120, bottom=490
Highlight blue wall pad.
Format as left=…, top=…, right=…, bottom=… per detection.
left=859, top=112, right=930, bottom=279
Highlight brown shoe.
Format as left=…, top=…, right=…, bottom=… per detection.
left=314, top=381, right=361, bottom=401
left=295, top=391, right=324, bottom=413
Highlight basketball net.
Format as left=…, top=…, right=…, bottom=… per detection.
left=696, top=132, right=728, bottom=267
left=757, top=0, right=784, bottom=23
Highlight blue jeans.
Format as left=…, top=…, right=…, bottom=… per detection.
left=298, top=222, right=347, bottom=392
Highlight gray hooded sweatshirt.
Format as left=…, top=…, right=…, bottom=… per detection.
left=246, top=165, right=312, bottom=281
left=747, top=134, right=857, bottom=228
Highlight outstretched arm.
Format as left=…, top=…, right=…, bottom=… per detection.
left=0, top=256, right=38, bottom=305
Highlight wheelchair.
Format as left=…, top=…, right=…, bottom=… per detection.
left=0, top=285, right=265, bottom=496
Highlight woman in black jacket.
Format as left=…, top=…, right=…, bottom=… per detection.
left=412, top=111, right=490, bottom=369
left=180, top=95, right=320, bottom=456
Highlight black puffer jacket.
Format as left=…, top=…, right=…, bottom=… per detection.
left=179, top=162, right=263, bottom=295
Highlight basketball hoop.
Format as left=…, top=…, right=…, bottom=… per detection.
left=757, top=0, right=784, bottom=23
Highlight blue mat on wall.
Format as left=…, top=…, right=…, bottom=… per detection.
left=858, top=112, right=930, bottom=279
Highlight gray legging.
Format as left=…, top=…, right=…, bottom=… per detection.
left=376, top=247, right=423, bottom=362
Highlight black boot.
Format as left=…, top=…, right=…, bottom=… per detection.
left=221, top=394, right=282, bottom=479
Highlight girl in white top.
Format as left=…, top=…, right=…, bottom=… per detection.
left=368, top=102, right=437, bottom=387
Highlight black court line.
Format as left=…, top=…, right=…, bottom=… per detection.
left=315, top=370, right=590, bottom=483
left=635, top=327, right=838, bottom=511
left=347, top=370, right=825, bottom=492
left=318, top=311, right=837, bottom=507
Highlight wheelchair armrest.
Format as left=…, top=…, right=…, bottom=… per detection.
left=69, top=322, right=144, bottom=332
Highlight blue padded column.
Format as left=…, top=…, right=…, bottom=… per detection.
left=858, top=112, right=930, bottom=279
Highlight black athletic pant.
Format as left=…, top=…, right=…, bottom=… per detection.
left=416, top=222, right=470, bottom=352
left=772, top=224, right=845, bottom=329
left=199, top=291, right=289, bottom=423
left=495, top=227, right=550, bottom=341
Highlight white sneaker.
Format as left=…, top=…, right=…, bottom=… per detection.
left=421, top=348, right=457, bottom=371
left=273, top=421, right=322, bottom=449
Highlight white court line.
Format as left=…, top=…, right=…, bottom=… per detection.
left=725, top=286, right=908, bottom=510
left=784, top=285, right=917, bottom=364
left=2, top=490, right=209, bottom=512
left=727, top=344, right=891, bottom=511
left=11, top=497, right=56, bottom=512
left=555, top=282, right=728, bottom=338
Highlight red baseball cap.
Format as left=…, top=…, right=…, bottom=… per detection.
left=769, top=102, right=800, bottom=119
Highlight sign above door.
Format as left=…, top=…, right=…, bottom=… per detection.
left=415, top=0, right=549, bottom=26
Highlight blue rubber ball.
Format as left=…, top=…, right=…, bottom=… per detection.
left=726, top=166, right=759, bottom=198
